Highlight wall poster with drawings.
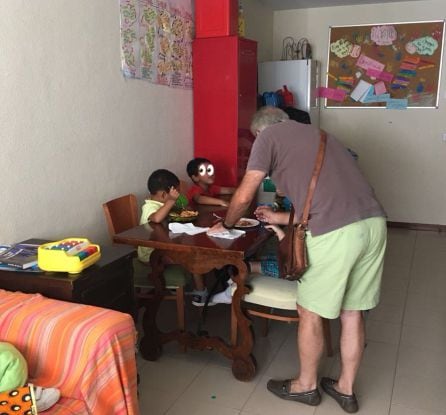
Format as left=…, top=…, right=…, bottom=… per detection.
left=119, top=0, right=193, bottom=89
left=323, top=20, right=445, bottom=109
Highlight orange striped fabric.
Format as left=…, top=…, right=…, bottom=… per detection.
left=0, top=290, right=139, bottom=415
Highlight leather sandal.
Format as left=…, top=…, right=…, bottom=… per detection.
left=267, top=379, right=321, bottom=406
left=320, top=377, right=358, bottom=413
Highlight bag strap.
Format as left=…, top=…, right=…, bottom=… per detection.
left=288, top=130, right=327, bottom=227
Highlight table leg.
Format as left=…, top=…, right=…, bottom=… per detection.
left=139, top=253, right=257, bottom=381
left=229, top=260, right=256, bottom=381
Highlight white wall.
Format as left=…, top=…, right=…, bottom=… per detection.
left=273, top=0, right=446, bottom=225
left=0, top=0, right=193, bottom=244
left=244, top=0, right=274, bottom=62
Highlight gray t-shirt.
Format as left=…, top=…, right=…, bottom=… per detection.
left=247, top=120, right=386, bottom=236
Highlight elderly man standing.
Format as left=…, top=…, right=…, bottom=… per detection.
left=208, top=106, right=387, bottom=413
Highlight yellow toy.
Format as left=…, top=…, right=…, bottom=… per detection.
left=38, top=238, right=101, bottom=274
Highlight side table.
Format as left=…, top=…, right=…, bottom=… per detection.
left=0, top=240, right=136, bottom=316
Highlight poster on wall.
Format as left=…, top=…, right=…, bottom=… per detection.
left=323, top=20, right=445, bottom=108
left=120, top=0, right=193, bottom=89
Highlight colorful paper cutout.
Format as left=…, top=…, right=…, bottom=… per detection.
left=350, top=44, right=362, bottom=58
left=371, top=25, right=397, bottom=45
left=317, top=87, right=347, bottom=102
left=350, top=80, right=373, bottom=102
left=330, top=38, right=353, bottom=58
left=412, top=36, right=439, bottom=55
left=363, top=93, right=390, bottom=103
left=356, top=54, right=385, bottom=72
left=374, top=81, right=387, bottom=95
left=386, top=98, right=408, bottom=109
left=366, top=68, right=393, bottom=82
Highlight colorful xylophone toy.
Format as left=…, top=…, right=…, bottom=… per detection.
left=38, top=238, right=101, bottom=274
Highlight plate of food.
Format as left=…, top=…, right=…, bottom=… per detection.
left=168, top=210, right=199, bottom=222
left=234, top=218, right=260, bottom=229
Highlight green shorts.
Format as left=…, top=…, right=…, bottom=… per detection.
left=296, top=216, right=387, bottom=319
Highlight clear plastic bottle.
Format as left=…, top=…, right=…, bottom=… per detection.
left=238, top=2, right=246, bottom=37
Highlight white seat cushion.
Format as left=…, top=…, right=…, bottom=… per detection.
left=238, top=273, right=298, bottom=310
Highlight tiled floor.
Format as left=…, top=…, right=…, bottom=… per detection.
left=137, top=228, right=446, bottom=415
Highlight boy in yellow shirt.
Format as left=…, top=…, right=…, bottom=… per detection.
left=138, top=169, right=214, bottom=306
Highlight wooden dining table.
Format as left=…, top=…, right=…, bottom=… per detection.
left=113, top=207, right=271, bottom=381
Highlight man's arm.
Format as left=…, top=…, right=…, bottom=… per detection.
left=208, top=170, right=265, bottom=233
left=195, top=194, right=229, bottom=207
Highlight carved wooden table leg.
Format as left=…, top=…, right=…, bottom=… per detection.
left=228, top=259, right=256, bottom=381
left=139, top=250, right=257, bottom=381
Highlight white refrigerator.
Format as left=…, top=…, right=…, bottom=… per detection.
left=258, top=59, right=320, bottom=127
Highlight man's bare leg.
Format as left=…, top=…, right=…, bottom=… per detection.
left=290, top=305, right=324, bottom=392
left=336, top=310, right=364, bottom=395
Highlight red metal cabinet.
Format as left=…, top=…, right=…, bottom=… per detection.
left=195, top=0, right=238, bottom=38
left=193, top=36, right=257, bottom=187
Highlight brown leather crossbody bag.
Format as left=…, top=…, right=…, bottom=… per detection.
left=278, top=131, right=327, bottom=281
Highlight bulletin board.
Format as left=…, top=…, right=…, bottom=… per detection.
left=324, top=20, right=445, bottom=108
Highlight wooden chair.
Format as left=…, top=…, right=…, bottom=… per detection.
left=102, top=194, right=190, bottom=330
left=231, top=274, right=333, bottom=356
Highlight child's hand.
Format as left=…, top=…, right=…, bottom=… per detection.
left=166, top=186, right=180, bottom=201
left=264, top=225, right=285, bottom=241
left=254, top=205, right=275, bottom=223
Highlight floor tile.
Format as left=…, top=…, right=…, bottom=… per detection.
left=397, top=343, right=446, bottom=381
left=389, top=403, right=444, bottom=415
left=138, top=386, right=179, bottom=415
left=178, top=364, right=257, bottom=411
left=166, top=396, right=242, bottom=415
left=368, top=302, right=404, bottom=324
left=138, top=355, right=207, bottom=394
left=393, top=372, right=446, bottom=413
left=379, top=287, right=407, bottom=308
left=400, top=319, right=446, bottom=354
left=365, top=320, right=402, bottom=345
left=405, top=291, right=446, bottom=314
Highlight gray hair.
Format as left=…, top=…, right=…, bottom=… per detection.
left=250, top=106, right=289, bottom=136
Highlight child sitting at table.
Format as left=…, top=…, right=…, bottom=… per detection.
left=186, top=158, right=235, bottom=207
left=211, top=224, right=285, bottom=304
left=138, top=168, right=215, bottom=307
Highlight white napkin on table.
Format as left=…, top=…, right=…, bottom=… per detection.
left=206, top=229, right=245, bottom=239
left=168, top=222, right=209, bottom=235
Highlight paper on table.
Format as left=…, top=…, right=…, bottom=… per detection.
left=168, top=222, right=209, bottom=235
left=206, top=229, right=245, bottom=240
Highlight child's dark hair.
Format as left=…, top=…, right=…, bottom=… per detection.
left=147, top=169, right=180, bottom=194
left=186, top=157, right=211, bottom=178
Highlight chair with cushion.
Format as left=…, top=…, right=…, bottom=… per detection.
left=102, top=193, right=190, bottom=330
left=231, top=274, right=333, bottom=356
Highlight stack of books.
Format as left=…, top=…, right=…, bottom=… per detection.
left=0, top=243, right=41, bottom=272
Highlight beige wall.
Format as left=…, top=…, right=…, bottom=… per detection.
left=272, top=0, right=446, bottom=225
left=244, top=0, right=274, bottom=62
left=0, top=0, right=193, bottom=244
